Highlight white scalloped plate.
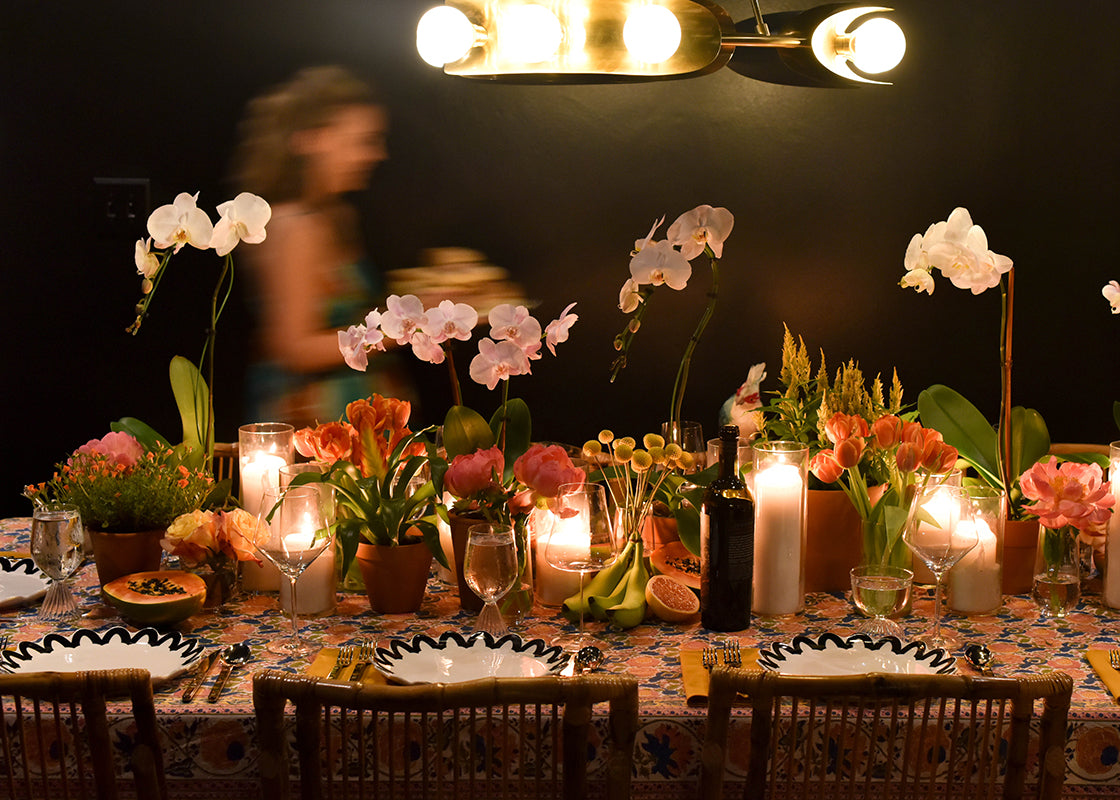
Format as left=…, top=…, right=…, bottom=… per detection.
left=374, top=632, right=568, bottom=685
left=0, top=557, right=50, bottom=609
left=757, top=634, right=956, bottom=676
left=0, top=627, right=207, bottom=683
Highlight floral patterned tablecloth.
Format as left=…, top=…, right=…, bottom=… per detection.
left=2, top=517, right=1119, bottom=798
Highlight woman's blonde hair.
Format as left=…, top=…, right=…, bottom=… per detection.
left=232, top=65, right=379, bottom=202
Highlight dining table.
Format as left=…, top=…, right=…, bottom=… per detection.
left=2, top=515, right=1119, bottom=799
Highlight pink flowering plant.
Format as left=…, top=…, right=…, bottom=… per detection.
left=610, top=204, right=734, bottom=429
left=25, top=432, right=217, bottom=532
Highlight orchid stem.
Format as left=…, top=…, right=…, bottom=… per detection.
left=999, top=268, right=1015, bottom=510
left=670, top=250, right=720, bottom=427
left=445, top=345, right=463, bottom=408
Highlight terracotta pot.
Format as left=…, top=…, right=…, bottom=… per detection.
left=1003, top=518, right=1040, bottom=594
left=804, top=489, right=863, bottom=593
left=88, top=528, right=165, bottom=587
left=355, top=541, right=432, bottom=614
left=449, top=512, right=486, bottom=612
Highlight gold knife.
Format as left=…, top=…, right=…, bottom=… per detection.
left=181, top=651, right=219, bottom=703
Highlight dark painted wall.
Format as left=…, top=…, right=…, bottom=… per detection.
left=5, top=1, right=1119, bottom=516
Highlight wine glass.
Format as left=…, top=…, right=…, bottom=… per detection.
left=30, top=504, right=85, bottom=620
left=253, top=485, right=333, bottom=656
left=463, top=523, right=518, bottom=638
left=903, top=484, right=979, bottom=648
left=850, top=565, right=913, bottom=638
left=544, top=483, right=618, bottom=650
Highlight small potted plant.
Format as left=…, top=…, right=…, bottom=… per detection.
left=290, top=394, right=449, bottom=614
left=25, top=431, right=218, bottom=585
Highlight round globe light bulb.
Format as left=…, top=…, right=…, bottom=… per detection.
left=623, top=5, right=682, bottom=64
left=416, top=6, right=476, bottom=68
left=499, top=4, right=563, bottom=63
left=849, top=17, right=905, bottom=74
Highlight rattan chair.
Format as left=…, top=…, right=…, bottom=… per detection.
left=253, top=669, right=639, bottom=800
left=702, top=668, right=1073, bottom=800
left=0, top=668, right=166, bottom=800
left=212, top=441, right=239, bottom=491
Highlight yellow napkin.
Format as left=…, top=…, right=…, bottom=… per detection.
left=680, top=645, right=760, bottom=706
left=1087, top=648, right=1120, bottom=702
left=309, top=647, right=388, bottom=685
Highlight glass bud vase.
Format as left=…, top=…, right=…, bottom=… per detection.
left=1106, top=440, right=1120, bottom=609
left=1032, top=526, right=1080, bottom=618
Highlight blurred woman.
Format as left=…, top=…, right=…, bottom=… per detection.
left=232, top=65, right=412, bottom=428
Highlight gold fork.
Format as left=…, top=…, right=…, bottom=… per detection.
left=724, top=640, right=742, bottom=668
left=702, top=645, right=719, bottom=671
left=349, top=641, right=377, bottom=682
left=327, top=646, right=354, bottom=680
left=1109, top=649, right=1120, bottom=671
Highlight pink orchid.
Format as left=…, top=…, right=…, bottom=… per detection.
left=379, top=294, right=426, bottom=344
left=1019, top=458, right=1115, bottom=534
left=488, top=304, right=542, bottom=354
left=667, top=204, right=735, bottom=260
left=409, top=331, right=446, bottom=364
left=469, top=338, right=531, bottom=390
left=338, top=325, right=370, bottom=371
left=422, top=300, right=477, bottom=344
left=543, top=302, right=577, bottom=356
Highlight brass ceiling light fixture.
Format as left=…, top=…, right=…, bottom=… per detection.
left=415, top=1, right=905, bottom=86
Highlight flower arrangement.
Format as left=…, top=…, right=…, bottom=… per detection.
left=610, top=204, right=734, bottom=430
left=25, top=432, right=216, bottom=532
left=1019, top=457, right=1114, bottom=615
left=901, top=207, right=1051, bottom=520
left=125, top=191, right=271, bottom=470
left=809, top=412, right=959, bottom=567
left=162, top=508, right=261, bottom=566
left=289, top=394, right=447, bottom=578
left=338, top=295, right=577, bottom=461
left=572, top=431, right=697, bottom=629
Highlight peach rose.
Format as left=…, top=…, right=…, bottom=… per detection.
left=513, top=443, right=585, bottom=499
left=445, top=446, right=505, bottom=499
left=217, top=508, right=263, bottom=562
left=162, top=509, right=218, bottom=564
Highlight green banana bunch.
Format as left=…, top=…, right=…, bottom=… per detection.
left=604, top=540, right=649, bottom=630
left=561, top=538, right=635, bottom=622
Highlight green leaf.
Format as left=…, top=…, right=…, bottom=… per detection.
left=169, top=356, right=211, bottom=461
left=335, top=517, right=368, bottom=579
left=110, top=417, right=171, bottom=451
left=1007, top=406, right=1050, bottom=482
left=490, top=398, right=531, bottom=478
left=917, top=384, right=1000, bottom=487
left=1113, top=400, right=1120, bottom=433
left=442, top=406, right=495, bottom=459
left=413, top=519, right=449, bottom=569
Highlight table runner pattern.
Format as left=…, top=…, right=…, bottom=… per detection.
left=2, top=518, right=1119, bottom=797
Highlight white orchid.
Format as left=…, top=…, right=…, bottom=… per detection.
left=134, top=238, right=160, bottom=278
left=902, top=207, right=1012, bottom=296
left=544, top=302, right=578, bottom=356
left=146, top=192, right=214, bottom=253
left=421, top=300, right=478, bottom=344
left=630, top=238, right=692, bottom=289
left=667, top=204, right=734, bottom=260
left=379, top=294, right=427, bottom=344
left=900, top=267, right=935, bottom=295
left=469, top=338, right=531, bottom=390
left=1104, top=281, right=1120, bottom=313
left=210, top=192, right=271, bottom=257
left=409, top=331, right=446, bottom=364
left=618, top=278, right=642, bottom=312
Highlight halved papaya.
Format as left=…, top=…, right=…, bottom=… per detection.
left=649, top=540, right=701, bottom=592
left=103, top=570, right=206, bottom=626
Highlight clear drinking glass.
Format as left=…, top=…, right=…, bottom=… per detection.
left=544, top=483, right=618, bottom=650
left=904, top=484, right=978, bottom=648
left=253, top=485, right=333, bottom=656
left=463, top=523, right=519, bottom=638
left=850, top=565, right=913, bottom=638
left=30, top=505, right=85, bottom=620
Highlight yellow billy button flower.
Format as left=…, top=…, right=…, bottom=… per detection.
left=664, top=443, right=683, bottom=459
left=643, top=433, right=665, bottom=449
left=598, top=429, right=615, bottom=444
left=582, top=440, right=603, bottom=458
left=631, top=450, right=654, bottom=472
left=617, top=436, right=637, bottom=450
left=674, top=451, right=695, bottom=471
left=648, top=446, right=667, bottom=465
left=613, top=443, right=634, bottom=463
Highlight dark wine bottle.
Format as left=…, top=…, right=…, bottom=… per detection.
left=700, top=424, right=754, bottom=632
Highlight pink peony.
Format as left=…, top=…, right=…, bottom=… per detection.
left=445, top=446, right=505, bottom=500
left=1019, top=458, right=1115, bottom=534
left=513, top=443, right=585, bottom=499
left=75, top=431, right=143, bottom=469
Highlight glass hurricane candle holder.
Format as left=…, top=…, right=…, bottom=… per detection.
left=1105, top=440, right=1120, bottom=610
left=239, top=423, right=294, bottom=592
left=750, top=441, right=808, bottom=617
left=947, top=485, right=1005, bottom=615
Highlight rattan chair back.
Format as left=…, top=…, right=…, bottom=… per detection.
left=0, top=668, right=165, bottom=800
left=253, top=669, right=639, bottom=800
left=212, top=442, right=239, bottom=491
left=702, top=668, right=1073, bottom=800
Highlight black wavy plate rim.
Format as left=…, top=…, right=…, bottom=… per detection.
left=0, top=556, right=43, bottom=576
left=0, top=626, right=207, bottom=672
left=756, top=633, right=956, bottom=674
left=374, top=631, right=567, bottom=678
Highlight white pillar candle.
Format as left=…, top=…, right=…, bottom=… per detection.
left=948, top=519, right=1001, bottom=613
left=753, top=462, right=804, bottom=616
left=240, top=454, right=287, bottom=518
left=1105, top=448, right=1120, bottom=608
left=535, top=512, right=590, bottom=606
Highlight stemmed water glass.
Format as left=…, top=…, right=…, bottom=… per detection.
left=904, top=484, right=978, bottom=648
left=30, top=504, right=85, bottom=620
left=850, top=565, right=913, bottom=638
left=463, top=523, right=519, bottom=638
left=253, top=485, right=333, bottom=656
left=544, top=483, right=618, bottom=650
